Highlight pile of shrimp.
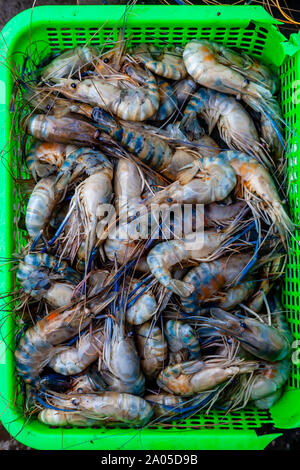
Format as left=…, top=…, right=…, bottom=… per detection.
left=10, top=36, right=294, bottom=429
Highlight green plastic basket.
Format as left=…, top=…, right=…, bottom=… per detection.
left=1, top=4, right=300, bottom=450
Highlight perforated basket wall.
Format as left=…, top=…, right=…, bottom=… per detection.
left=0, top=5, right=300, bottom=450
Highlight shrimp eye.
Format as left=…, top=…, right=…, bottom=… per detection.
left=166, top=197, right=173, bottom=203
left=103, top=57, right=109, bottom=64
left=46, top=104, right=52, bottom=111
left=72, top=398, right=79, bottom=406
left=77, top=388, right=83, bottom=394
left=71, top=82, right=77, bottom=89
left=240, top=321, right=247, bottom=329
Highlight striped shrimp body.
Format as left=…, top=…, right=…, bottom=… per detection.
left=132, top=44, right=187, bottom=80
left=14, top=304, right=94, bottom=385
left=180, top=88, right=268, bottom=165
left=46, top=391, right=153, bottom=426
left=25, top=175, right=62, bottom=239
left=181, top=253, right=253, bottom=314
left=38, top=409, right=97, bottom=427
left=41, top=46, right=99, bottom=80
left=165, top=320, right=200, bottom=364
left=146, top=228, right=235, bottom=297
left=151, top=79, right=178, bottom=121
left=157, top=359, right=257, bottom=397
left=17, top=253, right=81, bottom=307
left=49, top=327, right=104, bottom=376
left=202, top=308, right=291, bottom=362
left=136, top=322, right=168, bottom=380
left=49, top=65, right=160, bottom=121
left=54, top=148, right=113, bottom=195
left=103, top=323, right=145, bottom=395
left=27, top=142, right=76, bottom=180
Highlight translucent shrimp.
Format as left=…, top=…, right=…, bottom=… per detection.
left=183, top=150, right=293, bottom=241
left=181, top=253, right=254, bottom=314
left=102, top=322, right=145, bottom=395
left=146, top=228, right=237, bottom=297
left=204, top=200, right=248, bottom=228
left=165, top=320, right=201, bottom=364
left=45, top=391, right=153, bottom=426
left=48, top=64, right=160, bottom=121
left=27, top=142, right=76, bottom=181
left=24, top=114, right=100, bottom=147
left=132, top=44, right=187, bottom=80
left=25, top=175, right=61, bottom=239
left=180, top=88, right=269, bottom=165
left=41, top=46, right=99, bottom=80
left=200, top=308, right=291, bottom=362
left=49, top=327, right=104, bottom=376
left=17, top=253, right=81, bottom=307
left=136, top=321, right=168, bottom=380
left=38, top=409, right=97, bottom=427
left=157, top=358, right=257, bottom=397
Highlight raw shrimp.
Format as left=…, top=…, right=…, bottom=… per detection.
left=157, top=358, right=257, bottom=397
left=38, top=408, right=97, bottom=427
left=62, top=155, right=113, bottom=264
left=25, top=175, right=61, bottom=239
left=145, top=393, right=184, bottom=418
left=49, top=327, right=104, bottom=376
left=180, top=88, right=268, bottom=165
left=165, top=320, right=201, bottom=364
left=27, top=142, right=75, bottom=180
left=41, top=46, right=99, bottom=80
left=136, top=321, right=168, bottom=379
left=200, top=308, right=291, bottom=362
left=181, top=253, right=253, bottom=314
left=250, top=358, right=290, bottom=402
left=204, top=200, right=248, bottom=228
left=151, top=79, right=178, bottom=122
left=126, top=286, right=157, bottom=325
left=147, top=228, right=237, bottom=297
left=48, top=64, right=160, bottom=121
left=14, top=304, right=94, bottom=385
left=174, top=77, right=198, bottom=110
left=45, top=391, right=153, bottom=426
left=17, top=253, right=81, bottom=307
left=102, top=322, right=145, bottom=395
left=24, top=114, right=100, bottom=147
left=184, top=150, right=293, bottom=241
left=132, top=44, right=187, bottom=80
left=113, top=159, right=144, bottom=217
left=183, top=40, right=273, bottom=104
